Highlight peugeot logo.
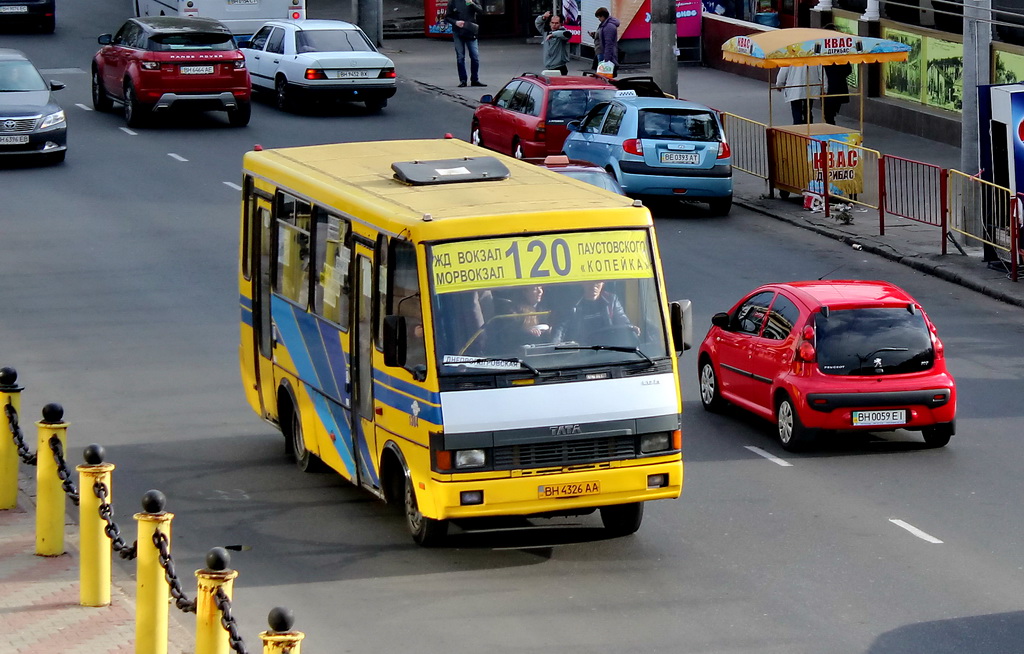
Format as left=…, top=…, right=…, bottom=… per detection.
left=873, top=357, right=883, bottom=368
left=2, top=120, right=15, bottom=130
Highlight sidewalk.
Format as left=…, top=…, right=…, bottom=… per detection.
left=0, top=477, right=193, bottom=654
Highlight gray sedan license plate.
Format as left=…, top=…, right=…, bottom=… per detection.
left=660, top=151, right=699, bottom=164
left=852, top=409, right=906, bottom=427
left=180, top=65, right=215, bottom=75
left=0, top=5, right=29, bottom=12
left=0, top=135, right=29, bottom=145
left=538, top=480, right=600, bottom=499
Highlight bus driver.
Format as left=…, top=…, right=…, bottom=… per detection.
left=552, top=280, right=640, bottom=343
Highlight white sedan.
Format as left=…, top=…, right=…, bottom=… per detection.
left=240, top=19, right=396, bottom=112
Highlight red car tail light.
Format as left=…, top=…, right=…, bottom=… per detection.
left=534, top=120, right=546, bottom=140
left=305, top=68, right=328, bottom=80
left=233, top=59, right=246, bottom=69
left=378, top=68, right=396, bottom=79
left=797, top=341, right=816, bottom=362
left=140, top=60, right=160, bottom=71
left=932, top=333, right=945, bottom=359
left=623, top=138, right=643, bottom=156
left=717, top=140, right=731, bottom=159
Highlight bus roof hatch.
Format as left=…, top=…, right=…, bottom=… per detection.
left=391, top=156, right=510, bottom=186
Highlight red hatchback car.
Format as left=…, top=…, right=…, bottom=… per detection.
left=471, top=73, right=664, bottom=159
left=92, top=16, right=251, bottom=128
left=697, top=280, right=956, bottom=451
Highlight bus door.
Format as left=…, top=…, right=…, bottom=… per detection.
left=351, top=248, right=379, bottom=491
left=253, top=195, right=277, bottom=418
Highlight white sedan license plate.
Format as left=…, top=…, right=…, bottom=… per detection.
left=180, top=65, right=215, bottom=75
left=336, top=70, right=371, bottom=78
left=0, top=135, right=30, bottom=145
left=852, top=409, right=906, bottom=427
left=227, top=0, right=258, bottom=4
left=0, top=5, right=29, bottom=12
left=660, top=151, right=699, bottom=164
left=538, top=480, right=600, bottom=499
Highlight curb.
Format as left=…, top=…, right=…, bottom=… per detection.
left=736, top=197, right=1024, bottom=310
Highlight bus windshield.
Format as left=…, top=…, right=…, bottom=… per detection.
left=428, top=230, right=669, bottom=374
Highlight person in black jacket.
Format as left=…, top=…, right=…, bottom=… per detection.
left=444, top=0, right=486, bottom=87
left=553, top=281, right=640, bottom=344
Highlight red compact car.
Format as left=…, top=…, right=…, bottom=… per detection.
left=92, top=16, right=251, bottom=128
left=471, top=73, right=664, bottom=159
left=697, top=280, right=956, bottom=451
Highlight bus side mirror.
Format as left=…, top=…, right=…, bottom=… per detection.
left=670, top=299, right=692, bottom=355
left=382, top=315, right=407, bottom=368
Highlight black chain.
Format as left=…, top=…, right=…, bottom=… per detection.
left=214, top=586, right=248, bottom=654
left=152, top=530, right=197, bottom=614
left=48, top=435, right=79, bottom=506
left=93, top=480, right=137, bottom=560
left=4, top=402, right=36, bottom=466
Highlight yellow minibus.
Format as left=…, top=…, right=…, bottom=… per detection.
left=239, top=138, right=692, bottom=545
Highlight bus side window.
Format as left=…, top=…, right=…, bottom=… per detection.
left=388, top=239, right=425, bottom=372
left=313, top=208, right=351, bottom=329
left=273, top=191, right=312, bottom=308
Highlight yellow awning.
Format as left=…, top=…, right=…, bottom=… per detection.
left=721, top=28, right=912, bottom=68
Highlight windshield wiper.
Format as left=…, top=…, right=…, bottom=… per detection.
left=447, top=356, right=541, bottom=376
left=855, top=346, right=910, bottom=364
left=555, top=344, right=655, bottom=366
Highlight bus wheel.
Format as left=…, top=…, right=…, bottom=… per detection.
left=286, top=403, right=323, bottom=473
left=405, top=474, right=448, bottom=547
left=600, top=502, right=644, bottom=537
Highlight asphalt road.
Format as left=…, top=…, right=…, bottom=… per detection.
left=4, top=4, right=1024, bottom=652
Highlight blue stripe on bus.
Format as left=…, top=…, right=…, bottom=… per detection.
left=241, top=305, right=253, bottom=328
left=240, top=295, right=252, bottom=311
left=372, top=369, right=441, bottom=406
left=271, top=299, right=320, bottom=386
left=317, top=319, right=350, bottom=404
left=310, top=391, right=356, bottom=478
left=295, top=311, right=340, bottom=399
left=373, top=381, right=443, bottom=425
left=355, top=419, right=380, bottom=486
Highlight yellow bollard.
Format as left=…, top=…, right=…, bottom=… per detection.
left=260, top=607, right=305, bottom=654
left=35, top=402, right=68, bottom=556
left=0, top=367, right=24, bottom=510
left=195, top=548, right=239, bottom=654
left=77, top=444, right=114, bottom=607
left=135, top=490, right=173, bottom=654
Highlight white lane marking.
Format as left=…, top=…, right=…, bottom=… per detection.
left=168, top=153, right=188, bottom=162
left=744, top=445, right=793, bottom=467
left=75, top=103, right=92, bottom=111
left=223, top=181, right=242, bottom=190
left=889, top=519, right=943, bottom=544
left=119, top=127, right=137, bottom=136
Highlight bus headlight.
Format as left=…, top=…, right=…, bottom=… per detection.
left=640, top=433, right=671, bottom=453
left=454, top=449, right=486, bottom=468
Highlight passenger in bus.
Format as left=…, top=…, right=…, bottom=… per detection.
left=552, top=280, right=640, bottom=344
left=493, top=284, right=550, bottom=352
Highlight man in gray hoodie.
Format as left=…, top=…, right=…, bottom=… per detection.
left=535, top=11, right=572, bottom=75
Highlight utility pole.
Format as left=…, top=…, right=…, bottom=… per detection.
left=651, top=0, right=678, bottom=98
left=961, top=0, right=991, bottom=175
left=358, top=0, right=383, bottom=47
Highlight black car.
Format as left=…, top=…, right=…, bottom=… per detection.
left=0, top=0, right=55, bottom=33
left=0, top=49, right=66, bottom=163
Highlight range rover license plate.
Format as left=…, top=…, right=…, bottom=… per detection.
left=180, top=65, right=215, bottom=75
left=852, top=409, right=906, bottom=426
left=538, top=481, right=600, bottom=499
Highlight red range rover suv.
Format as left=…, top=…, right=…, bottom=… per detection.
left=92, top=16, right=251, bottom=127
left=697, top=280, right=957, bottom=451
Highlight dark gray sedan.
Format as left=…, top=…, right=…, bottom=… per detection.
left=0, top=48, right=66, bottom=164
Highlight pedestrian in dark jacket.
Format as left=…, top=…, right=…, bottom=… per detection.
left=536, top=11, right=572, bottom=75
left=594, top=7, right=619, bottom=74
left=444, top=0, right=486, bottom=87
